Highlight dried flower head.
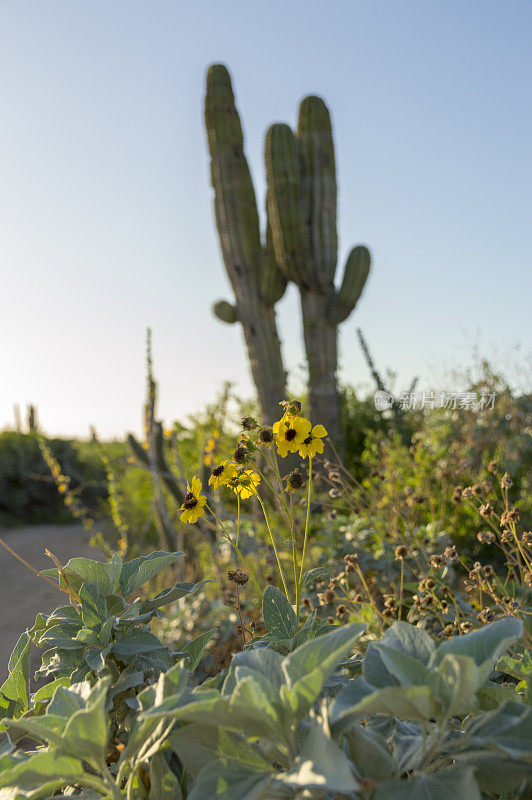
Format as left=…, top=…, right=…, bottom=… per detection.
left=344, top=553, right=359, bottom=566
left=241, top=416, right=258, bottom=431
left=280, top=399, right=302, bottom=416
left=256, top=425, right=274, bottom=444
left=444, top=545, right=458, bottom=561
left=284, top=470, right=306, bottom=493
left=227, top=569, right=249, bottom=585
left=452, top=486, right=463, bottom=504
left=479, top=502, right=494, bottom=517
left=500, top=508, right=520, bottom=526
left=233, top=444, right=249, bottom=464
left=395, top=545, right=408, bottom=560
left=500, top=472, right=513, bottom=489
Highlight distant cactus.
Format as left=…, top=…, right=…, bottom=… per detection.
left=27, top=404, right=38, bottom=433
left=205, top=64, right=288, bottom=424
left=265, top=97, right=371, bottom=452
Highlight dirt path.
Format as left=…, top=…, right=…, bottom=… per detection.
left=0, top=523, right=100, bottom=682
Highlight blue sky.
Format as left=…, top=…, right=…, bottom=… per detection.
left=1, top=1, right=531, bottom=437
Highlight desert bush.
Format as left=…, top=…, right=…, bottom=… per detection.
left=0, top=431, right=108, bottom=526
left=0, top=553, right=530, bottom=798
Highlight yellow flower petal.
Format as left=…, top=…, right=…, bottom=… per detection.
left=190, top=475, right=202, bottom=497
left=311, top=424, right=327, bottom=438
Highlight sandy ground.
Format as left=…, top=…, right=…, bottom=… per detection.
left=0, top=523, right=98, bottom=683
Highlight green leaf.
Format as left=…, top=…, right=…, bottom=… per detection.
left=229, top=675, right=282, bottom=738
left=1, top=713, right=67, bottom=746
left=41, top=554, right=122, bottom=595
left=48, top=685, right=85, bottom=717
left=178, top=628, right=216, bottom=671
left=169, top=724, right=252, bottom=778
left=455, top=753, right=532, bottom=794
left=188, top=762, right=273, bottom=800
left=281, top=622, right=365, bottom=717
left=223, top=648, right=284, bottom=696
left=465, top=700, right=532, bottom=760
left=86, top=646, right=110, bottom=672
left=149, top=751, right=183, bottom=800
left=345, top=725, right=395, bottom=781
left=0, top=632, right=31, bottom=725
left=79, top=581, right=109, bottom=630
left=363, top=623, right=435, bottom=688
left=349, top=685, right=439, bottom=723
left=139, top=578, right=211, bottom=614
left=300, top=567, right=332, bottom=590
left=429, top=654, right=481, bottom=717
left=112, top=627, right=166, bottom=657
left=0, top=750, right=85, bottom=790
left=262, top=586, right=296, bottom=638
left=32, top=677, right=70, bottom=704
left=175, top=723, right=272, bottom=778
left=283, top=721, right=358, bottom=792
left=330, top=677, right=376, bottom=734
left=432, top=617, right=523, bottom=683
left=374, top=765, right=481, bottom=800
left=119, top=551, right=184, bottom=597
left=62, top=677, right=110, bottom=768
left=376, top=645, right=431, bottom=687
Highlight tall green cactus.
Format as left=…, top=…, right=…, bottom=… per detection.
left=265, top=96, right=371, bottom=452
left=205, top=64, right=288, bottom=424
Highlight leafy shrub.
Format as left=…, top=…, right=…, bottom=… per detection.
left=0, top=432, right=108, bottom=526
left=0, top=550, right=530, bottom=799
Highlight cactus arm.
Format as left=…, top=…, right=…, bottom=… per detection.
left=205, top=64, right=262, bottom=291
left=333, top=245, right=371, bottom=323
left=297, top=96, right=338, bottom=291
left=213, top=300, right=239, bottom=324
left=260, top=199, right=288, bottom=305
left=265, top=123, right=313, bottom=288
left=205, top=64, right=287, bottom=423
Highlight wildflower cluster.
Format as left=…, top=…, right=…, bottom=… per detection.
left=177, top=402, right=329, bottom=634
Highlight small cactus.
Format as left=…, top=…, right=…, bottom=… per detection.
left=265, top=96, right=371, bottom=452
left=205, top=65, right=287, bottom=424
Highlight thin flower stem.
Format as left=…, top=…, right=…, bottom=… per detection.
left=398, top=558, right=405, bottom=621
left=290, top=493, right=300, bottom=622
left=236, top=584, right=246, bottom=646
left=0, top=537, right=77, bottom=599
left=269, top=447, right=298, bottom=541
left=236, top=495, right=240, bottom=547
left=355, top=564, right=386, bottom=623
left=203, top=508, right=262, bottom=598
left=298, top=457, right=313, bottom=584
left=254, top=492, right=290, bottom=600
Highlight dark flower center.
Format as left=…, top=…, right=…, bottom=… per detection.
left=303, top=435, right=313, bottom=445
left=285, top=428, right=297, bottom=441
left=212, top=465, right=225, bottom=477
left=183, top=491, right=198, bottom=509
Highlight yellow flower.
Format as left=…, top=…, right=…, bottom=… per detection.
left=298, top=424, right=328, bottom=458
left=230, top=470, right=261, bottom=499
left=273, top=415, right=312, bottom=458
left=179, top=476, right=207, bottom=523
left=208, top=460, right=237, bottom=490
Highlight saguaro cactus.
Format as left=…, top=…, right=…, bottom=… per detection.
left=265, top=97, right=371, bottom=451
left=205, top=64, right=288, bottom=424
